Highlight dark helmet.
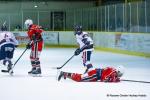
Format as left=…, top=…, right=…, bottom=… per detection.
left=74, top=25, right=82, bottom=35
left=1, top=25, right=7, bottom=31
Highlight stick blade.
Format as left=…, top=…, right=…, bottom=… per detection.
left=1, top=69, right=13, bottom=76
left=56, top=67, right=62, bottom=69
left=51, top=67, right=61, bottom=69
left=1, top=70, right=9, bottom=73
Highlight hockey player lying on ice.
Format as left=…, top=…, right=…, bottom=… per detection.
left=58, top=65, right=125, bottom=82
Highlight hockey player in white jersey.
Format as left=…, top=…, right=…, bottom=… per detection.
left=0, top=25, right=18, bottom=73
left=74, top=25, right=94, bottom=73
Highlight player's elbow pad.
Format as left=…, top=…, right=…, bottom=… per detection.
left=85, top=41, right=90, bottom=45
left=82, top=38, right=89, bottom=45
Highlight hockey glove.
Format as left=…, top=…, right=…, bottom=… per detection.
left=15, top=45, right=19, bottom=48
left=26, top=43, right=31, bottom=49
left=74, top=48, right=81, bottom=56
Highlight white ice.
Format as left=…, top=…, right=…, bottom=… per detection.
left=0, top=48, right=150, bottom=100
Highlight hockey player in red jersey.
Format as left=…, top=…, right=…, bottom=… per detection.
left=58, top=65, right=124, bottom=82
left=24, top=19, right=43, bottom=76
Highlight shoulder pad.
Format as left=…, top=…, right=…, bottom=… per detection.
left=82, top=32, right=88, bottom=35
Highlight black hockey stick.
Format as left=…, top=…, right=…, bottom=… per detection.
left=121, top=79, right=150, bottom=84
left=52, top=55, right=75, bottom=69
left=57, top=55, right=75, bottom=69
left=1, top=48, right=28, bottom=74
left=56, top=45, right=90, bottom=70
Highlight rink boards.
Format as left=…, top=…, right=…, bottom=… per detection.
left=13, top=31, right=150, bottom=57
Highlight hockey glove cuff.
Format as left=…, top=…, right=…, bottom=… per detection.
left=15, top=45, right=19, bottom=48
left=26, top=43, right=31, bottom=49
left=74, top=48, right=81, bottom=56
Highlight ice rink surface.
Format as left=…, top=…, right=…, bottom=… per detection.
left=0, top=48, right=150, bottom=100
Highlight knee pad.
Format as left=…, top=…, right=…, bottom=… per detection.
left=31, top=61, right=36, bottom=65
left=3, top=59, right=12, bottom=66
left=35, top=61, right=40, bottom=65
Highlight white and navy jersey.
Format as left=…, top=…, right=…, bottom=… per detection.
left=75, top=31, right=93, bottom=51
left=0, top=31, right=18, bottom=47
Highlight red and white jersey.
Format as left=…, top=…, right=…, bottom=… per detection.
left=27, top=24, right=43, bottom=52
left=75, top=31, right=93, bottom=51
left=27, top=24, right=43, bottom=41
left=70, top=67, right=120, bottom=82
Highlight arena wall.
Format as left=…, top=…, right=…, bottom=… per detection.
left=13, top=31, right=150, bottom=57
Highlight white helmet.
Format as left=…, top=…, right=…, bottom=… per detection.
left=24, top=19, right=33, bottom=29
left=115, top=65, right=125, bottom=77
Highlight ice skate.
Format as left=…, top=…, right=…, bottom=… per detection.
left=7, top=63, right=13, bottom=75
left=28, top=67, right=36, bottom=75
left=31, top=67, right=42, bottom=77
left=58, top=71, right=66, bottom=81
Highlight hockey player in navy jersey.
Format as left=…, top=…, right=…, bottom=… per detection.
left=0, top=25, right=18, bottom=73
left=74, top=25, right=94, bottom=73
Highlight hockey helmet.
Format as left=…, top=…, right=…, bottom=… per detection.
left=1, top=21, right=7, bottom=31
left=74, top=25, right=82, bottom=35
left=1, top=25, right=7, bottom=31
left=24, top=19, right=33, bottom=29
left=115, top=65, right=125, bottom=77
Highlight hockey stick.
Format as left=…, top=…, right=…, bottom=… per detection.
left=1, top=48, right=28, bottom=74
left=53, top=45, right=89, bottom=70
left=52, top=55, right=75, bottom=69
left=121, top=79, right=150, bottom=84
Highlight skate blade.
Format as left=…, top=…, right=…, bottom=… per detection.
left=9, top=72, right=14, bottom=76
left=29, top=74, right=42, bottom=77
left=9, top=70, right=14, bottom=76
